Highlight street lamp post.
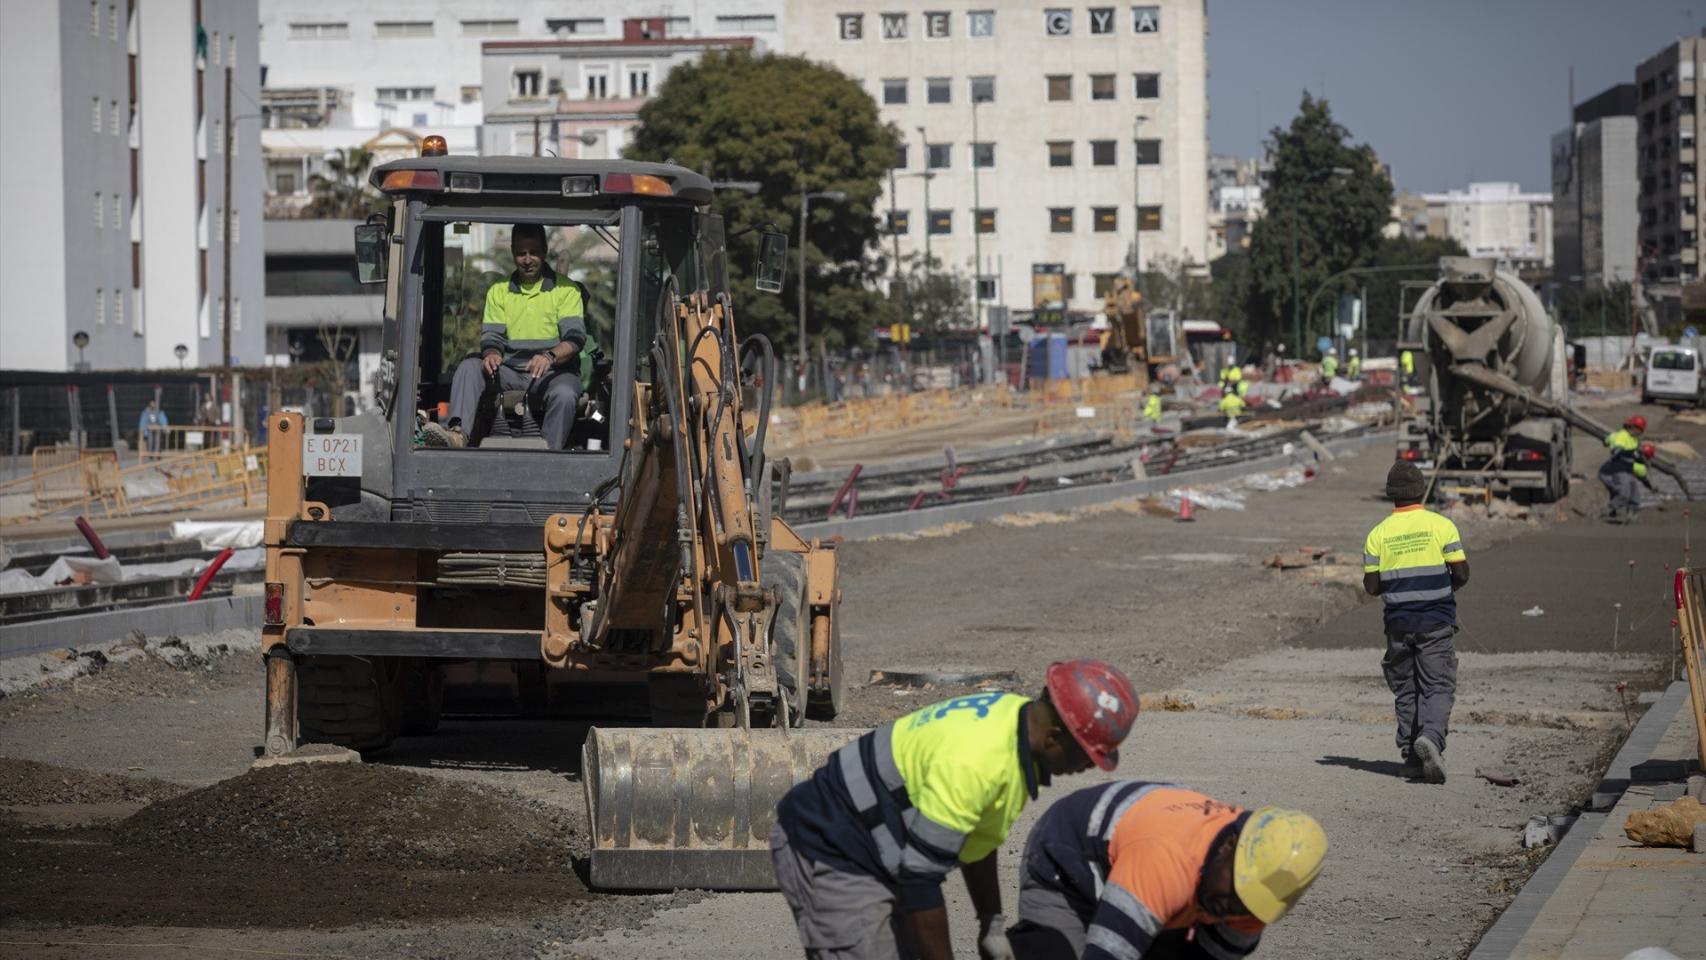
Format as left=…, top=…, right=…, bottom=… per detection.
left=916, top=126, right=932, bottom=267
left=1132, top=114, right=1148, bottom=293
left=972, top=95, right=989, bottom=368
left=798, top=188, right=847, bottom=394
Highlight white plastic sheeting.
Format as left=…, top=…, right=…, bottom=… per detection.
left=171, top=519, right=264, bottom=549
left=0, top=547, right=262, bottom=596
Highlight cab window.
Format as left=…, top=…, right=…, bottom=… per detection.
left=1653, top=350, right=1696, bottom=371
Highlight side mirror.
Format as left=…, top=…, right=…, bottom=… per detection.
left=755, top=231, right=788, bottom=294
left=354, top=223, right=389, bottom=285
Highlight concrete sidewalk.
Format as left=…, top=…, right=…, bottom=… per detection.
left=1473, top=681, right=1705, bottom=960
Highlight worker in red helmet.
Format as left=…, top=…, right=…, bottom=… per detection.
left=1600, top=416, right=1654, bottom=523
left=772, top=660, right=1139, bottom=960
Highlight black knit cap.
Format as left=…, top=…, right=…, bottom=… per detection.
left=1386, top=461, right=1427, bottom=501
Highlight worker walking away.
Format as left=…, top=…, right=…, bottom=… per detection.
left=1218, top=389, right=1246, bottom=429
left=1143, top=386, right=1163, bottom=428
left=1363, top=461, right=1469, bottom=784
left=1005, top=783, right=1326, bottom=960
left=1346, top=348, right=1362, bottom=380
left=1600, top=416, right=1655, bottom=523
left=771, top=660, right=1139, bottom=960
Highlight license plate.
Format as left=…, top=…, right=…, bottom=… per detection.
left=302, top=433, right=363, bottom=477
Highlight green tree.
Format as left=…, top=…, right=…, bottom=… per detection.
left=1556, top=281, right=1634, bottom=340
left=1206, top=252, right=1253, bottom=339
left=1244, top=94, right=1393, bottom=354
left=891, top=253, right=973, bottom=335
left=624, top=50, right=900, bottom=352
left=1132, top=253, right=1214, bottom=322
left=304, top=148, right=385, bottom=220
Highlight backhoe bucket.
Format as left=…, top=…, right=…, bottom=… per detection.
left=583, top=726, right=860, bottom=890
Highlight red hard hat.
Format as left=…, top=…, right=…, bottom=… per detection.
left=1641, top=442, right=1657, bottom=459
left=1625, top=415, right=1648, bottom=432
left=1045, top=659, right=1138, bottom=771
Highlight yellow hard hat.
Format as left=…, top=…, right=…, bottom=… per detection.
left=1233, top=807, right=1326, bottom=924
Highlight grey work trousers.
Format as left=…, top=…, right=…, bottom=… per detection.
left=1382, top=627, right=1458, bottom=757
left=1009, top=880, right=1202, bottom=960
left=1600, top=467, right=1642, bottom=517
left=770, top=822, right=919, bottom=960
left=447, top=356, right=582, bottom=451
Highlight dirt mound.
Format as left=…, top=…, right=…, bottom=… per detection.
left=119, top=762, right=580, bottom=872
left=0, top=757, right=188, bottom=806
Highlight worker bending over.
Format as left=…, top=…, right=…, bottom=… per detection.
left=1219, top=390, right=1246, bottom=427
left=1600, top=415, right=1655, bottom=523
left=1363, top=461, right=1469, bottom=784
left=771, top=660, right=1139, bottom=960
left=1005, top=782, right=1326, bottom=959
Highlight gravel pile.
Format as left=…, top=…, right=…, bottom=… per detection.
left=0, top=757, right=188, bottom=806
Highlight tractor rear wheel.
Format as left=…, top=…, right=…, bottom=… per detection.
left=296, top=655, right=402, bottom=753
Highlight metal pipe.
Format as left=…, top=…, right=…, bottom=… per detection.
left=75, top=516, right=111, bottom=559
left=187, top=547, right=236, bottom=600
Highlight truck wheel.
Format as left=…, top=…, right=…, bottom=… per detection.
left=399, top=659, right=444, bottom=736
left=296, top=655, right=402, bottom=753
left=762, top=549, right=809, bottom=726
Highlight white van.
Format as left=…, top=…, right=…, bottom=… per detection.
left=1644, top=345, right=1705, bottom=406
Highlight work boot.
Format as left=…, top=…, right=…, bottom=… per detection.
left=421, top=420, right=466, bottom=449
left=1412, top=737, right=1446, bottom=784
left=1400, top=751, right=1424, bottom=780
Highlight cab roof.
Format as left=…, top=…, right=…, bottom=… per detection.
left=369, top=155, right=714, bottom=205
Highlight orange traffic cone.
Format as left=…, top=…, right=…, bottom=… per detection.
left=1176, top=488, right=1195, bottom=522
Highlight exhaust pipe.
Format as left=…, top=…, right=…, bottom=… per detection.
left=582, top=726, right=859, bottom=890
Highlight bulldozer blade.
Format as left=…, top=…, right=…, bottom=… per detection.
left=583, top=726, right=859, bottom=890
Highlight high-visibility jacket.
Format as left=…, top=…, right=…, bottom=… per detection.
left=480, top=266, right=587, bottom=370
left=1022, top=781, right=1264, bottom=960
left=1321, top=356, right=1339, bottom=378
left=1347, top=357, right=1362, bottom=378
left=1400, top=351, right=1415, bottom=375
left=1602, top=429, right=1648, bottom=479
left=1219, top=392, right=1246, bottom=418
left=1363, top=505, right=1466, bottom=634
left=1144, top=394, right=1163, bottom=422
left=776, top=692, right=1040, bottom=910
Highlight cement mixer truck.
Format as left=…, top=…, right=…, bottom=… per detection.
left=1397, top=257, right=1687, bottom=501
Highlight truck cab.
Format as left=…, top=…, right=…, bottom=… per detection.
left=1643, top=345, right=1704, bottom=407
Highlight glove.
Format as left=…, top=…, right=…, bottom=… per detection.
left=977, top=913, right=1015, bottom=960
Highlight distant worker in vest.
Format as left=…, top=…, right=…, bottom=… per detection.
left=1600, top=416, right=1656, bottom=523
left=1219, top=389, right=1246, bottom=428
left=1363, top=461, right=1470, bottom=784
left=1346, top=348, right=1362, bottom=380
left=1399, top=349, right=1416, bottom=388
left=771, top=660, right=1139, bottom=960
left=1005, top=783, right=1327, bottom=959
left=1320, top=348, right=1339, bottom=380
left=1221, top=364, right=1249, bottom=398
left=426, top=223, right=587, bottom=450
left=1143, top=385, right=1164, bottom=428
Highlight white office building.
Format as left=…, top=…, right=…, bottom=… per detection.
left=786, top=0, right=1209, bottom=322
left=1, top=0, right=264, bottom=372
left=1423, top=182, right=1554, bottom=271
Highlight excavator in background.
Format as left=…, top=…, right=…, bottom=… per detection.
left=261, top=143, right=853, bottom=891
left=1098, top=277, right=1150, bottom=387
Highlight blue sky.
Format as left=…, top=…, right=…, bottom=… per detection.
left=1206, top=0, right=1698, bottom=193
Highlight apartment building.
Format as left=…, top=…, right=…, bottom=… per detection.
left=784, top=0, right=1209, bottom=321
left=0, top=0, right=264, bottom=372
left=1551, top=83, right=1639, bottom=297
left=1423, top=182, right=1553, bottom=271
left=1635, top=32, right=1704, bottom=301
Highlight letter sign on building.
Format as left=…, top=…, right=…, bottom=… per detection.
left=838, top=13, right=863, bottom=40
left=1045, top=8, right=1071, bottom=35
left=1132, top=6, right=1160, bottom=32
left=968, top=9, right=995, bottom=37
left=1089, top=7, right=1115, bottom=33
left=924, top=11, right=950, bottom=38
left=881, top=13, right=906, bottom=39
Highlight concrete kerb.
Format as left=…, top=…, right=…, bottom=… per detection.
left=1465, top=679, right=1694, bottom=960
left=0, top=593, right=261, bottom=660
left=797, top=430, right=1391, bottom=541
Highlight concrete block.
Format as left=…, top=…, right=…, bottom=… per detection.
left=1687, top=775, right=1706, bottom=800
left=1652, top=783, right=1687, bottom=802
left=1694, top=823, right=1705, bottom=854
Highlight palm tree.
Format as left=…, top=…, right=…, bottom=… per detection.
left=304, top=148, right=384, bottom=220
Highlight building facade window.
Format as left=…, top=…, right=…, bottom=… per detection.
left=108, top=4, right=118, bottom=39
left=94, top=192, right=103, bottom=228
left=838, top=14, right=864, bottom=40
left=1090, top=140, right=1116, bottom=165
left=970, top=76, right=995, bottom=103
left=375, top=21, right=434, bottom=38
left=1135, top=139, right=1162, bottom=164
left=1134, top=73, right=1160, bottom=98
left=513, top=70, right=542, bottom=99
left=967, top=9, right=995, bottom=36
left=972, top=142, right=996, bottom=168
left=880, top=12, right=907, bottom=39
left=115, top=290, right=123, bottom=327
left=229, top=34, right=238, bottom=69
left=716, top=14, right=776, bottom=31
left=893, top=144, right=908, bottom=169
left=976, top=209, right=997, bottom=233
left=214, top=119, right=223, bottom=152
left=377, top=86, right=434, bottom=101
left=1045, top=8, right=1072, bottom=35
left=1046, top=75, right=1071, bottom=101
left=233, top=298, right=242, bottom=331
left=628, top=68, right=652, bottom=98
left=585, top=69, right=610, bottom=99
left=889, top=210, right=909, bottom=234
left=1088, top=7, right=1117, bottom=33
left=288, top=22, right=349, bottom=40
left=1137, top=205, right=1163, bottom=230
left=882, top=78, right=907, bottom=104
left=1133, top=6, right=1160, bottom=32
left=977, top=276, right=998, bottom=300
left=1090, top=74, right=1115, bottom=100
left=927, top=77, right=951, bottom=104
left=92, top=98, right=101, bottom=133
left=923, top=10, right=950, bottom=38
left=232, top=210, right=240, bottom=244
left=89, top=2, right=98, bottom=35
left=549, top=17, right=607, bottom=35
left=1093, top=207, right=1118, bottom=231
left=927, top=143, right=951, bottom=169
left=210, top=32, right=221, bottom=63
left=1048, top=141, right=1073, bottom=167
left=928, top=210, right=952, bottom=234
left=1094, top=273, right=1123, bottom=297
left=112, top=194, right=121, bottom=229
left=96, top=288, right=105, bottom=325
left=110, top=101, right=120, bottom=135
left=1050, top=207, right=1074, bottom=232
left=461, top=19, right=519, bottom=36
